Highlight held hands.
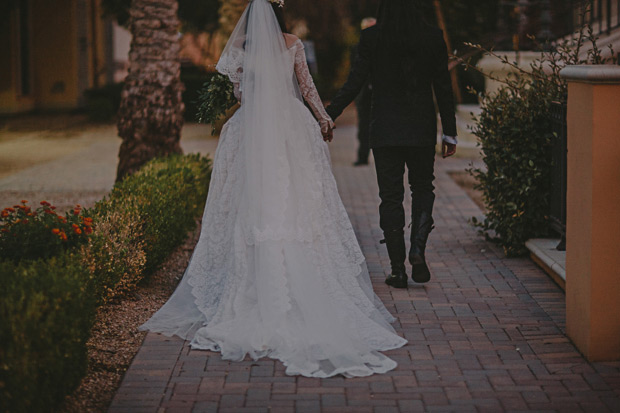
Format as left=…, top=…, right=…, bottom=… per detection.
left=320, top=119, right=335, bottom=143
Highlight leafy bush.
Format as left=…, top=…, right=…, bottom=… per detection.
left=467, top=25, right=617, bottom=256
left=0, top=254, right=96, bottom=413
left=95, top=153, right=212, bottom=278
left=80, top=207, right=147, bottom=304
left=196, top=73, right=238, bottom=134
left=0, top=201, right=94, bottom=263
left=0, top=154, right=213, bottom=411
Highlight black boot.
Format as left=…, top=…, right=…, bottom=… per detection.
left=382, top=229, right=408, bottom=289
left=409, top=210, right=434, bottom=283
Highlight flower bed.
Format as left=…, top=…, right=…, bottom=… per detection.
left=1, top=201, right=93, bottom=262
left=0, top=154, right=212, bottom=412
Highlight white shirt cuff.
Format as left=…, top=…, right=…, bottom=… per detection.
left=442, top=134, right=458, bottom=145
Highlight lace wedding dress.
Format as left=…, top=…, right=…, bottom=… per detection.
left=140, top=0, right=407, bottom=378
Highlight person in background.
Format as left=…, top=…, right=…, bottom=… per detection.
left=353, top=17, right=377, bottom=166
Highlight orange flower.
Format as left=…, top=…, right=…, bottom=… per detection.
left=84, top=226, right=93, bottom=235
left=6, top=208, right=15, bottom=213
left=84, top=217, right=93, bottom=223
left=40, top=201, right=51, bottom=206
left=73, top=209, right=80, bottom=215
left=21, top=200, right=28, bottom=204
left=72, top=223, right=79, bottom=229
left=52, top=228, right=61, bottom=234
left=1, top=211, right=8, bottom=218
left=60, top=232, right=68, bottom=241
left=83, top=220, right=92, bottom=227
left=74, top=227, right=82, bottom=235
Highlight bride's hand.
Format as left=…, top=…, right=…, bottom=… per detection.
left=320, top=119, right=335, bottom=143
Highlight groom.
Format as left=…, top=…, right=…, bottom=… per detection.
left=325, top=1, right=457, bottom=288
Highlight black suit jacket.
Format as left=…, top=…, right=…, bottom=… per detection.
left=326, top=25, right=457, bottom=148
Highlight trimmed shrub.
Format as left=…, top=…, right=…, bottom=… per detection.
left=0, top=254, right=95, bottom=413
left=0, top=154, right=213, bottom=411
left=94, top=153, right=212, bottom=279
left=469, top=76, right=556, bottom=256
left=80, top=206, right=147, bottom=304
left=467, top=26, right=617, bottom=256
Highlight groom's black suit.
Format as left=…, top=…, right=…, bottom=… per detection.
left=326, top=25, right=457, bottom=281
left=326, top=25, right=456, bottom=147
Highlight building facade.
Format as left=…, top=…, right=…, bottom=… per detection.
left=0, top=0, right=115, bottom=114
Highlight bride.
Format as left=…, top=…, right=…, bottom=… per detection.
left=140, top=0, right=407, bottom=378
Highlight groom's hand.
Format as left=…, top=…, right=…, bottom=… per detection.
left=321, top=121, right=335, bottom=143
left=323, top=126, right=334, bottom=142
left=442, top=142, right=456, bottom=158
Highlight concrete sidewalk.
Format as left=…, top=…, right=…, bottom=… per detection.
left=107, top=122, right=620, bottom=412
left=0, top=123, right=218, bottom=211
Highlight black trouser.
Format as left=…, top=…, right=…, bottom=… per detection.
left=355, top=92, right=371, bottom=163
left=372, top=145, right=436, bottom=233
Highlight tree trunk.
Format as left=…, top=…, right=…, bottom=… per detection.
left=116, top=0, right=185, bottom=182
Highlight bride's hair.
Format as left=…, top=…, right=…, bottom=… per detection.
left=376, top=0, right=430, bottom=89
left=243, top=1, right=288, bottom=49
left=271, top=3, right=288, bottom=33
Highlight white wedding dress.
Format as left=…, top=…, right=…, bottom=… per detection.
left=140, top=0, right=407, bottom=378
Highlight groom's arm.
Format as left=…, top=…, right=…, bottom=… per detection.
left=326, top=30, right=372, bottom=121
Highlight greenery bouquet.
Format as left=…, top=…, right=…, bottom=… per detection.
left=196, top=73, right=238, bottom=134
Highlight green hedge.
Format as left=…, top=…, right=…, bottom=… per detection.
left=470, top=77, right=555, bottom=256
left=0, top=254, right=95, bottom=413
left=98, top=153, right=212, bottom=277
left=467, top=26, right=617, bottom=256
left=0, top=154, right=212, bottom=412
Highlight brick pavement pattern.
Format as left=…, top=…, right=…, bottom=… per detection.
left=109, top=123, right=620, bottom=413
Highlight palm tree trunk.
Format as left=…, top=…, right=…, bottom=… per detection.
left=116, top=0, right=185, bottom=182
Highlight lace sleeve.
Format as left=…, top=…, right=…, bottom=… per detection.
left=216, top=47, right=244, bottom=103
left=216, top=47, right=244, bottom=83
left=293, top=41, right=334, bottom=132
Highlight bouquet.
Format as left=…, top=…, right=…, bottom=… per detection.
left=196, top=73, right=238, bottom=135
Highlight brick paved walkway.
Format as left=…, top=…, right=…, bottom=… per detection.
left=109, top=123, right=620, bottom=413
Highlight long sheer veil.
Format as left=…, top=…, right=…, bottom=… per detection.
left=217, top=0, right=309, bottom=240
left=216, top=0, right=324, bottom=331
